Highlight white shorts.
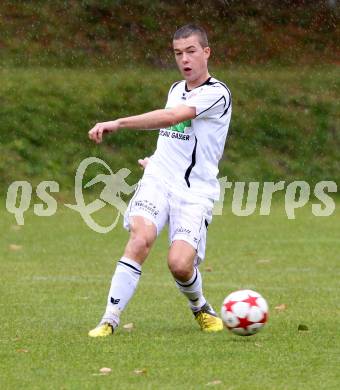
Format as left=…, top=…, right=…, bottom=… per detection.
left=123, top=174, right=213, bottom=264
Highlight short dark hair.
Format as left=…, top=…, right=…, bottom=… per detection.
left=173, top=24, right=209, bottom=48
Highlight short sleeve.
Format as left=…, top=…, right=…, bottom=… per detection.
left=183, top=86, right=228, bottom=118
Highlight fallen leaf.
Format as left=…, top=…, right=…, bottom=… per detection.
left=206, top=380, right=222, bottom=386
left=99, top=367, right=112, bottom=374
left=255, top=342, right=262, bottom=347
left=123, top=322, right=134, bottom=331
left=11, top=225, right=21, bottom=231
left=275, top=304, right=287, bottom=312
left=298, top=324, right=309, bottom=331
left=256, top=259, right=271, bottom=264
left=9, top=244, right=22, bottom=251
left=204, top=267, right=213, bottom=272
left=134, top=368, right=147, bottom=375
left=16, top=348, right=28, bottom=353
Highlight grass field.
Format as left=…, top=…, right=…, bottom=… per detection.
left=0, top=199, right=339, bottom=389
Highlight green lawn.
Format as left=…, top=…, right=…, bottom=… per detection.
left=1, top=66, right=339, bottom=191
left=0, top=199, right=339, bottom=389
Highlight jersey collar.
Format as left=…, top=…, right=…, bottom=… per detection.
left=185, top=76, right=212, bottom=92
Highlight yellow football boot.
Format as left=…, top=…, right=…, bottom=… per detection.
left=88, top=323, right=114, bottom=338
left=193, top=303, right=224, bottom=332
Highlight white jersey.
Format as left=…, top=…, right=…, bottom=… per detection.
left=145, top=76, right=232, bottom=200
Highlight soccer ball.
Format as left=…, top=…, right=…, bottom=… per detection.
left=221, top=289, right=268, bottom=336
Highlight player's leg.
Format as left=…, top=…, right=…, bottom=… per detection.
left=88, top=216, right=157, bottom=337
left=168, top=239, right=206, bottom=307
left=103, top=216, right=157, bottom=322
left=89, top=174, right=168, bottom=337
left=168, top=198, right=223, bottom=332
left=168, top=240, right=222, bottom=332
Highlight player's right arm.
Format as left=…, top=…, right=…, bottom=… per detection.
left=88, top=104, right=196, bottom=144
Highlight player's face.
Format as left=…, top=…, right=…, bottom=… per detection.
left=173, top=35, right=210, bottom=87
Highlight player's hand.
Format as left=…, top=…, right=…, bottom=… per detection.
left=88, top=120, right=120, bottom=144
left=138, top=157, right=150, bottom=169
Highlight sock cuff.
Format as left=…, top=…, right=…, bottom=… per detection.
left=175, top=267, right=198, bottom=287
left=118, top=256, right=142, bottom=275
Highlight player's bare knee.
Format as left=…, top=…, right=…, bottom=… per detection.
left=168, top=256, right=192, bottom=281
left=170, top=266, right=193, bottom=281
left=129, top=234, right=152, bottom=258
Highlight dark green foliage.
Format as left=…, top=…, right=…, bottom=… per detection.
left=0, top=0, right=338, bottom=67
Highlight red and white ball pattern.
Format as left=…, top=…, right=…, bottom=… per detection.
left=221, top=290, right=268, bottom=336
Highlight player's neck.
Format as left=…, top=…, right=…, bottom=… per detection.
left=186, top=72, right=211, bottom=91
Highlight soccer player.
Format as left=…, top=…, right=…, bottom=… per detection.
left=88, top=24, right=232, bottom=337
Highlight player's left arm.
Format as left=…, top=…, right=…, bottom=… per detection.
left=88, top=105, right=196, bottom=144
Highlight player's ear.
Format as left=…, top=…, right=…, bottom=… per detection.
left=204, top=46, right=210, bottom=60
